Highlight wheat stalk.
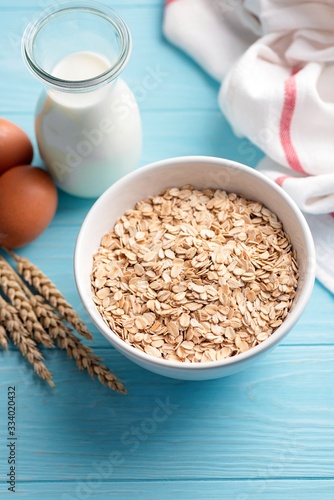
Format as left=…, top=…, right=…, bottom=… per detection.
left=54, top=329, right=127, bottom=394
left=0, top=296, right=54, bottom=387
left=29, top=294, right=126, bottom=394
left=0, top=325, right=8, bottom=351
left=30, top=294, right=68, bottom=337
left=0, top=257, right=54, bottom=348
left=14, top=255, right=92, bottom=340
left=0, top=250, right=126, bottom=393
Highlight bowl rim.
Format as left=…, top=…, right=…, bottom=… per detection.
left=74, top=155, right=316, bottom=371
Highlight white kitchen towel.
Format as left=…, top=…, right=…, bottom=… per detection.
left=163, top=0, right=334, bottom=294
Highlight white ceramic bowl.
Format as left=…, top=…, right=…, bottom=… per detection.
left=74, top=156, right=315, bottom=380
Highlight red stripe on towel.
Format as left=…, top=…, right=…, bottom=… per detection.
left=275, top=175, right=291, bottom=187
left=165, top=0, right=178, bottom=5
left=280, top=68, right=307, bottom=175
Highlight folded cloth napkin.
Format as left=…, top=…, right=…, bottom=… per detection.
left=163, top=0, right=334, bottom=293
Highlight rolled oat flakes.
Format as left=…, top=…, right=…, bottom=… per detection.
left=91, top=186, right=299, bottom=363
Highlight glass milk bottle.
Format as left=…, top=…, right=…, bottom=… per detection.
left=22, top=1, right=142, bottom=198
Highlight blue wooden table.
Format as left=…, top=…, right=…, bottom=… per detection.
left=1, top=1, right=334, bottom=498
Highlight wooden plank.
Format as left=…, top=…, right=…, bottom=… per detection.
left=0, top=346, right=333, bottom=481
left=0, top=110, right=263, bottom=170
left=2, top=480, right=334, bottom=500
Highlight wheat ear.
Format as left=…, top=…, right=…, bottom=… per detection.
left=0, top=296, right=54, bottom=387
left=54, top=329, right=127, bottom=394
left=0, top=325, right=8, bottom=350
left=30, top=294, right=126, bottom=394
left=0, top=257, right=53, bottom=348
left=14, top=255, right=92, bottom=340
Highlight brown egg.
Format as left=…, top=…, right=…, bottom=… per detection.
left=0, top=118, right=34, bottom=176
left=0, top=166, right=57, bottom=248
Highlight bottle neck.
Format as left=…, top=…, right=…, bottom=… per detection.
left=22, top=1, right=131, bottom=93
